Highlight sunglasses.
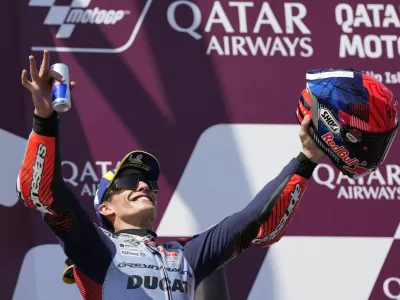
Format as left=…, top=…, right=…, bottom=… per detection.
left=105, top=173, right=159, bottom=200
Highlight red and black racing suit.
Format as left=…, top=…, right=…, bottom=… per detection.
left=16, top=112, right=317, bottom=299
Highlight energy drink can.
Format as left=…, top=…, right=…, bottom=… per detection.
left=50, top=63, right=71, bottom=113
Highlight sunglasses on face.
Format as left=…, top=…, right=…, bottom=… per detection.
left=111, top=173, right=159, bottom=194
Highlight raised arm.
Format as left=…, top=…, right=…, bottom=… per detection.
left=17, top=51, right=112, bottom=281
left=181, top=116, right=325, bottom=288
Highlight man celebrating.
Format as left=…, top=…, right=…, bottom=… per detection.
left=17, top=50, right=325, bottom=299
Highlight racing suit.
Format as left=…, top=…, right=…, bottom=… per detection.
left=16, top=112, right=317, bottom=299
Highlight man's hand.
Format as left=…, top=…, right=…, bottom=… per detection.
left=300, top=115, right=325, bottom=164
left=21, top=50, right=76, bottom=118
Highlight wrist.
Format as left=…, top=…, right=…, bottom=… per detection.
left=33, top=111, right=59, bottom=136
left=34, top=108, right=54, bottom=119
left=295, top=152, right=318, bottom=179
left=301, top=150, right=324, bottom=164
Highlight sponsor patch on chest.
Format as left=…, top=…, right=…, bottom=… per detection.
left=119, top=242, right=142, bottom=250
left=121, top=250, right=147, bottom=257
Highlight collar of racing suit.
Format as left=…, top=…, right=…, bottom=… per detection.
left=115, top=228, right=157, bottom=239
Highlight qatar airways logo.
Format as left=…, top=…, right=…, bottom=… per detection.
left=313, top=163, right=400, bottom=200
left=62, top=160, right=120, bottom=196
left=167, top=1, right=313, bottom=57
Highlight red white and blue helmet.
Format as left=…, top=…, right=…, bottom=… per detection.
left=296, top=68, right=398, bottom=179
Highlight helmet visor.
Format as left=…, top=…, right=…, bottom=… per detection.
left=342, top=125, right=398, bottom=170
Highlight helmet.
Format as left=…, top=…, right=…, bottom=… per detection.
left=296, top=68, right=398, bottom=179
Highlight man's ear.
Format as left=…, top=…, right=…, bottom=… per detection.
left=98, top=202, right=114, bottom=217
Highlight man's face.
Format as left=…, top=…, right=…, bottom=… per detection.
left=101, top=180, right=158, bottom=226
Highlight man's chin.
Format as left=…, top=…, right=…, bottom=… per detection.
left=139, top=200, right=156, bottom=209
left=125, top=208, right=156, bottom=226
left=137, top=205, right=156, bottom=217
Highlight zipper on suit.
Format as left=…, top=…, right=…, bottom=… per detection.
left=145, top=242, right=173, bottom=300
left=155, top=253, right=173, bottom=300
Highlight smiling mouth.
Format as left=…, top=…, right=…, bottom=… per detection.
left=132, top=195, right=154, bottom=204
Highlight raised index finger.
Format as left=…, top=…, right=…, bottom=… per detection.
left=39, top=50, right=49, bottom=77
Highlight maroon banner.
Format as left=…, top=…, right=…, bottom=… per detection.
left=1, top=1, right=399, bottom=299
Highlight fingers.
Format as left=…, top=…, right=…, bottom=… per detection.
left=301, top=114, right=311, bottom=129
left=299, top=114, right=311, bottom=140
left=70, top=81, right=76, bottom=90
left=29, top=56, right=39, bottom=81
left=21, top=70, right=34, bottom=91
left=47, top=69, right=65, bottom=83
left=39, top=50, right=49, bottom=77
left=27, top=50, right=50, bottom=80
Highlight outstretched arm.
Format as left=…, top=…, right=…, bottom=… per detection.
left=181, top=116, right=325, bottom=288
left=17, top=51, right=112, bottom=282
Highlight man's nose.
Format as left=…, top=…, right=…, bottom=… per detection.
left=137, top=180, right=150, bottom=192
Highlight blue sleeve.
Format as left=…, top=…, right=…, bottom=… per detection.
left=16, top=112, right=113, bottom=283
left=181, top=154, right=316, bottom=288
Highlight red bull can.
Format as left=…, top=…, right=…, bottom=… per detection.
left=50, top=63, right=71, bottom=113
